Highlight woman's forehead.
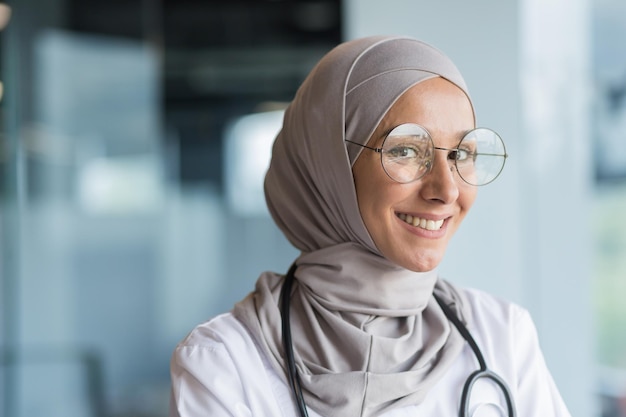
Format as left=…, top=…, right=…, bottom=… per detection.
left=368, top=78, right=474, bottom=145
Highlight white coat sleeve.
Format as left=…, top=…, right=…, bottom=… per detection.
left=169, top=343, right=252, bottom=417
left=169, top=315, right=291, bottom=417
left=513, top=308, right=572, bottom=417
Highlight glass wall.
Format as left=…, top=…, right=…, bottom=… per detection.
left=0, top=1, right=340, bottom=416
left=592, top=1, right=626, bottom=416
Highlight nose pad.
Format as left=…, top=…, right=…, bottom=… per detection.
left=424, top=150, right=458, bottom=179
left=430, top=155, right=458, bottom=180
left=450, top=162, right=461, bottom=178
left=418, top=152, right=460, bottom=203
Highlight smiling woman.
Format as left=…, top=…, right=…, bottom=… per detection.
left=169, top=36, right=571, bottom=417
left=352, top=78, right=477, bottom=273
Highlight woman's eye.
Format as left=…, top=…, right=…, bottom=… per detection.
left=451, top=148, right=474, bottom=162
left=388, top=146, right=418, bottom=158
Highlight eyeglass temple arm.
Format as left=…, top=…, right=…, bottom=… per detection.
left=344, top=139, right=383, bottom=153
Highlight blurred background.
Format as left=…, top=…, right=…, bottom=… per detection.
left=0, top=0, right=625, bottom=416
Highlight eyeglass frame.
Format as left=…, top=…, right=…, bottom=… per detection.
left=345, top=123, right=508, bottom=186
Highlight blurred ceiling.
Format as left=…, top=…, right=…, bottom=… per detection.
left=69, top=0, right=341, bottom=97
left=66, top=0, right=342, bottom=184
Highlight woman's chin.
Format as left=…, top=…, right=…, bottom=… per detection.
left=390, top=249, right=445, bottom=273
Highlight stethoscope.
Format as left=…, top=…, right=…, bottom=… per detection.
left=280, top=263, right=517, bottom=417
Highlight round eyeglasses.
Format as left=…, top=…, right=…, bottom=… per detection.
left=346, top=123, right=508, bottom=186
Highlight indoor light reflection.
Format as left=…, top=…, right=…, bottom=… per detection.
left=224, top=109, right=284, bottom=217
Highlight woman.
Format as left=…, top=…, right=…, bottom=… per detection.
left=169, top=36, right=571, bottom=417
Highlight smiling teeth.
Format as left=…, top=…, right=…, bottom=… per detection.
left=397, top=213, right=444, bottom=231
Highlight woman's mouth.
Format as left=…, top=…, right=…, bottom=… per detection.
left=396, top=213, right=445, bottom=231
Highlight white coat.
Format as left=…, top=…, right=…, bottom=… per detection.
left=170, top=287, right=571, bottom=417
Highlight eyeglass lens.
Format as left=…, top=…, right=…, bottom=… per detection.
left=380, top=123, right=506, bottom=186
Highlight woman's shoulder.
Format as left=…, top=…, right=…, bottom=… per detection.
left=171, top=312, right=271, bottom=391
left=170, top=315, right=294, bottom=416
left=458, top=286, right=534, bottom=331
left=175, top=312, right=257, bottom=353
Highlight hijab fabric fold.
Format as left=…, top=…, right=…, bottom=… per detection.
left=234, top=36, right=474, bottom=417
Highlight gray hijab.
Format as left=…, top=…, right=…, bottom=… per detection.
left=234, top=36, right=473, bottom=417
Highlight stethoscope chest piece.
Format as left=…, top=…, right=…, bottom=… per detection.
left=470, top=402, right=508, bottom=417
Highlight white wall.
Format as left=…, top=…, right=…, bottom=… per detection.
left=344, top=1, right=594, bottom=416
left=344, top=0, right=524, bottom=301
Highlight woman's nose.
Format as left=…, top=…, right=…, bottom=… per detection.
left=418, top=150, right=460, bottom=204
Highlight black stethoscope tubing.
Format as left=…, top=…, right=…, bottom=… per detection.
left=281, top=263, right=309, bottom=416
left=280, top=263, right=517, bottom=417
left=433, top=288, right=517, bottom=417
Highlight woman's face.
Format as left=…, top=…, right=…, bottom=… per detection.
left=353, top=77, right=477, bottom=272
